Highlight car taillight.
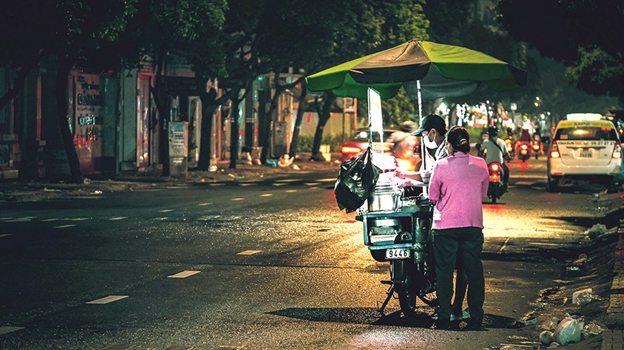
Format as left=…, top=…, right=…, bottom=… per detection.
left=341, top=146, right=361, bottom=154
left=614, top=141, right=622, bottom=159
left=550, top=140, right=560, bottom=158
left=489, top=163, right=499, bottom=172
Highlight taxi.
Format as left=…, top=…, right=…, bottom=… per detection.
left=547, top=118, right=622, bottom=192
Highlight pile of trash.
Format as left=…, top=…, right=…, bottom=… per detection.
left=579, top=223, right=608, bottom=244
left=538, top=313, right=606, bottom=347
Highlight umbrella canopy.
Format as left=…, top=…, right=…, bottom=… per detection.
left=306, top=39, right=527, bottom=100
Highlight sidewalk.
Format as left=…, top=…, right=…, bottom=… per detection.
left=602, top=217, right=624, bottom=350
left=0, top=154, right=341, bottom=203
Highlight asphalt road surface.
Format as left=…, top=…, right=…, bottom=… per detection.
left=0, top=157, right=609, bottom=349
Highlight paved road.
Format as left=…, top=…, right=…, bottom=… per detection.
left=0, top=157, right=608, bottom=349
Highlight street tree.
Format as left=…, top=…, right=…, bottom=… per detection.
left=498, top=0, right=624, bottom=103
left=135, top=0, right=227, bottom=174
left=306, top=0, right=429, bottom=161
left=0, top=0, right=140, bottom=183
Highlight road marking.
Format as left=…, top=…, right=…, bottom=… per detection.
left=168, top=270, right=201, bottom=279
left=237, top=250, right=262, bottom=256
left=68, top=217, right=90, bottom=221
left=154, top=217, right=169, bottom=221
left=239, top=183, right=254, bottom=187
left=285, top=190, right=297, bottom=193
left=304, top=182, right=321, bottom=186
left=275, top=179, right=298, bottom=183
left=531, top=186, right=543, bottom=190
left=232, top=198, right=245, bottom=201
left=6, top=216, right=36, bottom=222
left=42, top=218, right=59, bottom=222
left=54, top=224, right=77, bottom=229
left=209, top=183, right=225, bottom=186
left=0, top=234, right=12, bottom=238
left=109, top=217, right=128, bottom=221
left=159, top=209, right=174, bottom=213
left=316, top=178, right=337, bottom=182
left=198, top=203, right=212, bottom=206
left=86, top=295, right=128, bottom=304
left=499, top=238, right=510, bottom=253
left=528, top=242, right=563, bottom=247
left=0, top=326, right=24, bottom=335
left=272, top=183, right=287, bottom=186
left=0, top=217, right=13, bottom=221
left=260, top=193, right=273, bottom=197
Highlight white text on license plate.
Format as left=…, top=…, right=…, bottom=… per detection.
left=580, top=149, right=592, bottom=158
left=386, top=248, right=410, bottom=259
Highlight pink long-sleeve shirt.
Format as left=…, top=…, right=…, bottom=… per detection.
left=428, top=152, right=489, bottom=230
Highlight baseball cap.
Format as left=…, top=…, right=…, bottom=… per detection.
left=412, top=114, right=446, bottom=136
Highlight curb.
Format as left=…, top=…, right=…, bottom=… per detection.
left=602, top=218, right=624, bottom=350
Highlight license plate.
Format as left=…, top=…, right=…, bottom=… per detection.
left=580, top=149, right=592, bottom=158
left=385, top=248, right=410, bottom=259
left=489, top=174, right=500, bottom=182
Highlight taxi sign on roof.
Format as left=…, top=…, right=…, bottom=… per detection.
left=566, top=113, right=603, bottom=121
left=557, top=120, right=614, bottom=129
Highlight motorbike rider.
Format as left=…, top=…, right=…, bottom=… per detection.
left=428, top=126, right=489, bottom=330
left=481, top=126, right=510, bottom=191
left=387, top=121, right=418, bottom=170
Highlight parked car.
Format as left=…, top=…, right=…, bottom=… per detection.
left=340, top=128, right=404, bottom=162
left=547, top=119, right=623, bottom=192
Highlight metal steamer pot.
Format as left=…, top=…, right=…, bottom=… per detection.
left=368, top=183, right=402, bottom=212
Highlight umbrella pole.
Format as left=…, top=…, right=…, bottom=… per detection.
left=416, top=80, right=428, bottom=196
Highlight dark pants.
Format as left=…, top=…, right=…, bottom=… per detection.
left=501, top=163, right=509, bottom=184
left=432, top=227, right=485, bottom=320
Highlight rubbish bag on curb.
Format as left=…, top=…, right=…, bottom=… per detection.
left=553, top=314, right=583, bottom=346
left=334, top=147, right=380, bottom=213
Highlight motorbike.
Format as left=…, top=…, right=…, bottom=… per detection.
left=505, top=137, right=515, bottom=159
left=517, top=142, right=530, bottom=162
left=356, top=154, right=437, bottom=317
left=530, top=136, right=542, bottom=160
left=486, top=161, right=505, bottom=204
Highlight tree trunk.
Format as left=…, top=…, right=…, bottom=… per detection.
left=228, top=88, right=242, bottom=169
left=288, top=81, right=307, bottom=159
left=56, top=56, right=83, bottom=184
left=260, top=72, right=283, bottom=164
left=311, top=91, right=335, bottom=161
left=197, top=85, right=218, bottom=171
left=0, top=53, right=44, bottom=111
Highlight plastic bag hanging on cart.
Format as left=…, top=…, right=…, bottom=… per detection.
left=334, top=147, right=380, bottom=213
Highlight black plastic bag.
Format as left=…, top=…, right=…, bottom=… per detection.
left=334, top=147, right=380, bottom=212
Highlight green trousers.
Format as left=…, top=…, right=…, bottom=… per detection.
left=432, top=227, right=485, bottom=320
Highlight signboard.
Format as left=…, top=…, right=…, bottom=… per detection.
left=168, top=122, right=188, bottom=158
left=368, top=88, right=383, bottom=134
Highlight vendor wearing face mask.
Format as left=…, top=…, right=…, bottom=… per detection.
left=396, top=114, right=448, bottom=183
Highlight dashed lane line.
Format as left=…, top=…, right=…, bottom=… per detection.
left=109, top=217, right=128, bottom=221
left=168, top=270, right=201, bottom=278
left=285, top=190, right=297, bottom=193
left=237, top=250, right=262, bottom=256
left=260, top=193, right=273, bottom=197
left=159, top=209, right=174, bottom=213
left=54, top=224, right=77, bottom=229
left=86, top=295, right=128, bottom=305
left=0, top=326, right=24, bottom=335
left=232, top=198, right=245, bottom=201
left=198, top=203, right=212, bottom=206
left=0, top=234, right=13, bottom=238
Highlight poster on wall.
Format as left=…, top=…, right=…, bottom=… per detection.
left=71, top=71, right=104, bottom=174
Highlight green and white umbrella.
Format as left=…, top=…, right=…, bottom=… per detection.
left=306, top=39, right=527, bottom=105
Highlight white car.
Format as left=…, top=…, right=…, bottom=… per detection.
left=547, top=119, right=623, bottom=192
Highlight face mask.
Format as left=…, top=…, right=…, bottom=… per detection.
left=423, top=131, right=438, bottom=149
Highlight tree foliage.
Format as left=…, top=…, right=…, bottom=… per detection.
left=498, top=0, right=624, bottom=102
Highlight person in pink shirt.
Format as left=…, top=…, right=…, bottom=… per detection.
left=428, top=126, right=489, bottom=330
